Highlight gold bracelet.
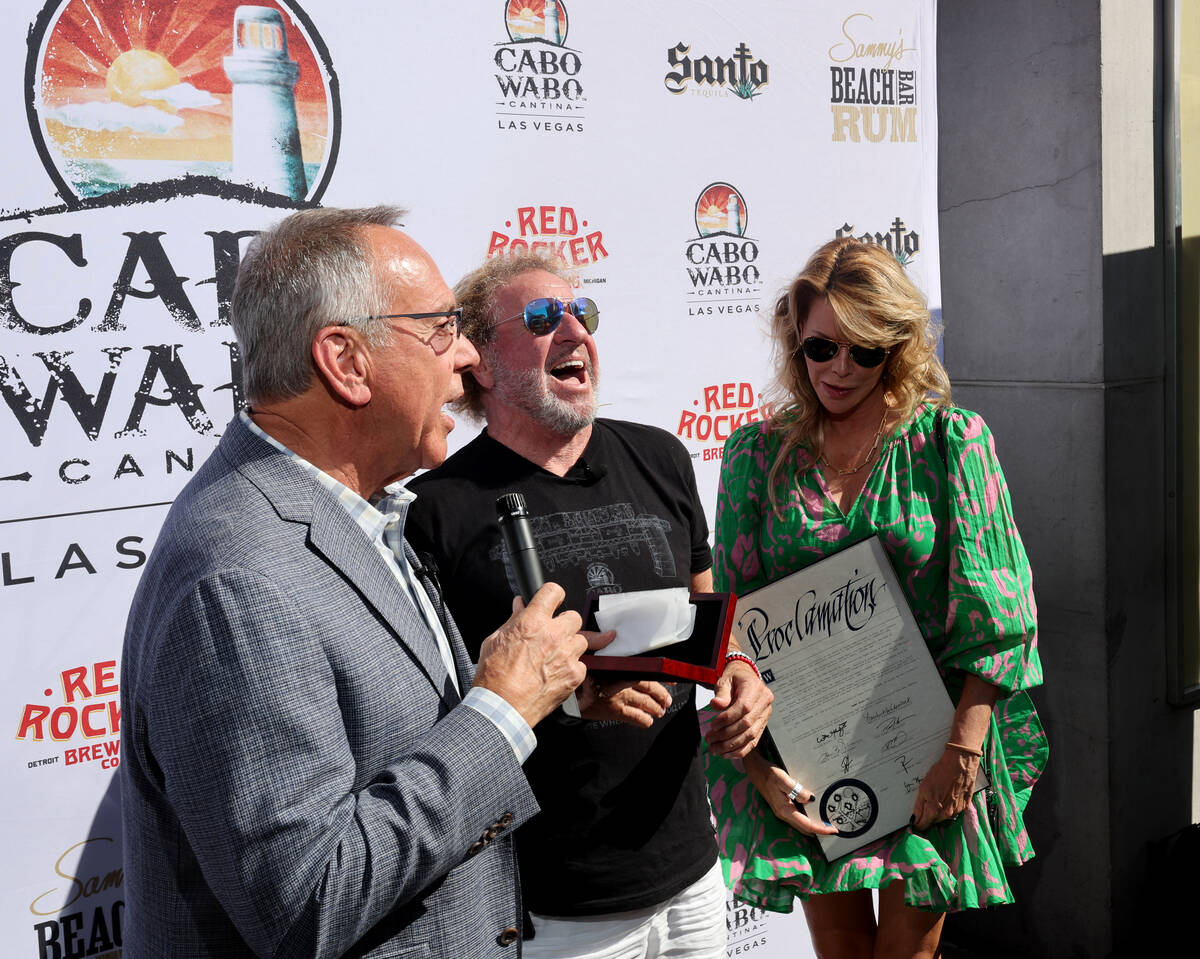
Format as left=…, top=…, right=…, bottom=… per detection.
left=945, top=741, right=983, bottom=757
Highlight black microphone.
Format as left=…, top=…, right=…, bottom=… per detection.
left=496, top=492, right=545, bottom=602
left=495, top=492, right=579, bottom=717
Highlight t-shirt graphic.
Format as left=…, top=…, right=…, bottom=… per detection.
left=487, top=503, right=677, bottom=597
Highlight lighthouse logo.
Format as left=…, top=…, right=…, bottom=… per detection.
left=505, top=0, right=569, bottom=44
left=695, top=183, right=748, bottom=238
left=26, top=0, right=339, bottom=208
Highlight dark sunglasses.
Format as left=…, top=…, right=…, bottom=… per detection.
left=497, top=297, right=600, bottom=336
left=801, top=336, right=888, bottom=369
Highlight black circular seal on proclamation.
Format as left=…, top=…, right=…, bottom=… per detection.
left=820, top=779, right=878, bottom=838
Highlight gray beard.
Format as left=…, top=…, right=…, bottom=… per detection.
left=487, top=350, right=598, bottom=436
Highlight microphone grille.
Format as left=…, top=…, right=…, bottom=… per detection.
left=496, top=492, right=528, bottom=517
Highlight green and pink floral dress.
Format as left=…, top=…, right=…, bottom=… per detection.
left=706, top=404, right=1046, bottom=913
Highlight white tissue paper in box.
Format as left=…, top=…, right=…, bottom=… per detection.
left=593, top=588, right=696, bottom=657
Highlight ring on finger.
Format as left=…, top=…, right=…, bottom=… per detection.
left=786, top=782, right=804, bottom=803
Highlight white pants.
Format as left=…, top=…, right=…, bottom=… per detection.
left=523, top=860, right=726, bottom=959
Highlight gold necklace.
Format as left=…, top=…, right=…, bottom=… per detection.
left=818, top=410, right=889, bottom=476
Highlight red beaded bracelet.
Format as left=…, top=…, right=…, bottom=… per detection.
left=723, top=651, right=762, bottom=681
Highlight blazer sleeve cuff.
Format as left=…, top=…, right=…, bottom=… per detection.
left=462, top=686, right=536, bottom=763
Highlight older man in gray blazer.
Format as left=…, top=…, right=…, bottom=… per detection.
left=120, top=207, right=589, bottom=958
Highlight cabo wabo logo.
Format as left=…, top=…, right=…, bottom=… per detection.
left=726, top=891, right=770, bottom=954
left=836, top=218, right=920, bottom=264
left=828, top=13, right=917, bottom=143
left=684, top=183, right=762, bottom=310
left=17, top=660, right=121, bottom=772
left=486, top=204, right=609, bottom=284
left=1, top=0, right=339, bottom=509
left=494, top=0, right=585, bottom=134
left=677, top=382, right=769, bottom=463
left=665, top=41, right=768, bottom=100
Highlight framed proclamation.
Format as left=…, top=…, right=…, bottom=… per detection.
left=733, top=535, right=979, bottom=859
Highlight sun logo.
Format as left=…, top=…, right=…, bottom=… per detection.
left=694, top=183, right=748, bottom=239
left=105, top=49, right=184, bottom=110
left=505, top=0, right=569, bottom=46
left=27, top=0, right=338, bottom=207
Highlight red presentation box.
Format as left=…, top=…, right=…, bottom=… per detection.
left=581, top=592, right=736, bottom=689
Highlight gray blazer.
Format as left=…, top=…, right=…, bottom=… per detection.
left=120, top=415, right=538, bottom=958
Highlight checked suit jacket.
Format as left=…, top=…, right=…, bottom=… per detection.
left=120, top=414, right=539, bottom=958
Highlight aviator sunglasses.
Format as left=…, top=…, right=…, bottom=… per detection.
left=497, top=297, right=600, bottom=336
left=801, top=336, right=888, bottom=369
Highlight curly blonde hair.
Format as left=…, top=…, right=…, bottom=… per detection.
left=763, top=237, right=951, bottom=508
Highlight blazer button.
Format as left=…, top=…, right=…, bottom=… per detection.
left=496, top=927, right=520, bottom=947
left=498, top=811, right=514, bottom=827
left=466, top=841, right=485, bottom=857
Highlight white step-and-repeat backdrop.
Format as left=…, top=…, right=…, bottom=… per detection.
left=1, top=1, right=938, bottom=955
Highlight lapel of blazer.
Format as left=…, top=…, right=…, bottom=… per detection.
left=219, top=416, right=461, bottom=709
left=407, top=543, right=476, bottom=690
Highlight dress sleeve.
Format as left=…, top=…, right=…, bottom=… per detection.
left=713, top=423, right=771, bottom=596
left=941, top=410, right=1042, bottom=693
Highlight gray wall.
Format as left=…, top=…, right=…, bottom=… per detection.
left=937, top=1, right=1195, bottom=955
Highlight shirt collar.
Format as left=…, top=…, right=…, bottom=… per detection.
left=240, top=410, right=403, bottom=544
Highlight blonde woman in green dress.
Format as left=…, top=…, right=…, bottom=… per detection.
left=706, top=238, right=1046, bottom=959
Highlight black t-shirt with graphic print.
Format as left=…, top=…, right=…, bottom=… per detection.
left=406, top=419, right=716, bottom=916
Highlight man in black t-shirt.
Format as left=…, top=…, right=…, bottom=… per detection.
left=406, top=255, right=772, bottom=959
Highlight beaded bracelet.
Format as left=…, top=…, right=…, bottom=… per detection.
left=723, top=651, right=762, bottom=681
left=945, top=740, right=984, bottom=757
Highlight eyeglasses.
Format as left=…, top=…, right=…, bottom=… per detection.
left=496, top=297, right=600, bottom=336
left=345, top=308, right=463, bottom=354
left=801, top=336, right=888, bottom=369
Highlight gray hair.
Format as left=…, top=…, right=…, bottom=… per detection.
left=452, top=252, right=573, bottom=419
left=231, top=205, right=407, bottom=404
